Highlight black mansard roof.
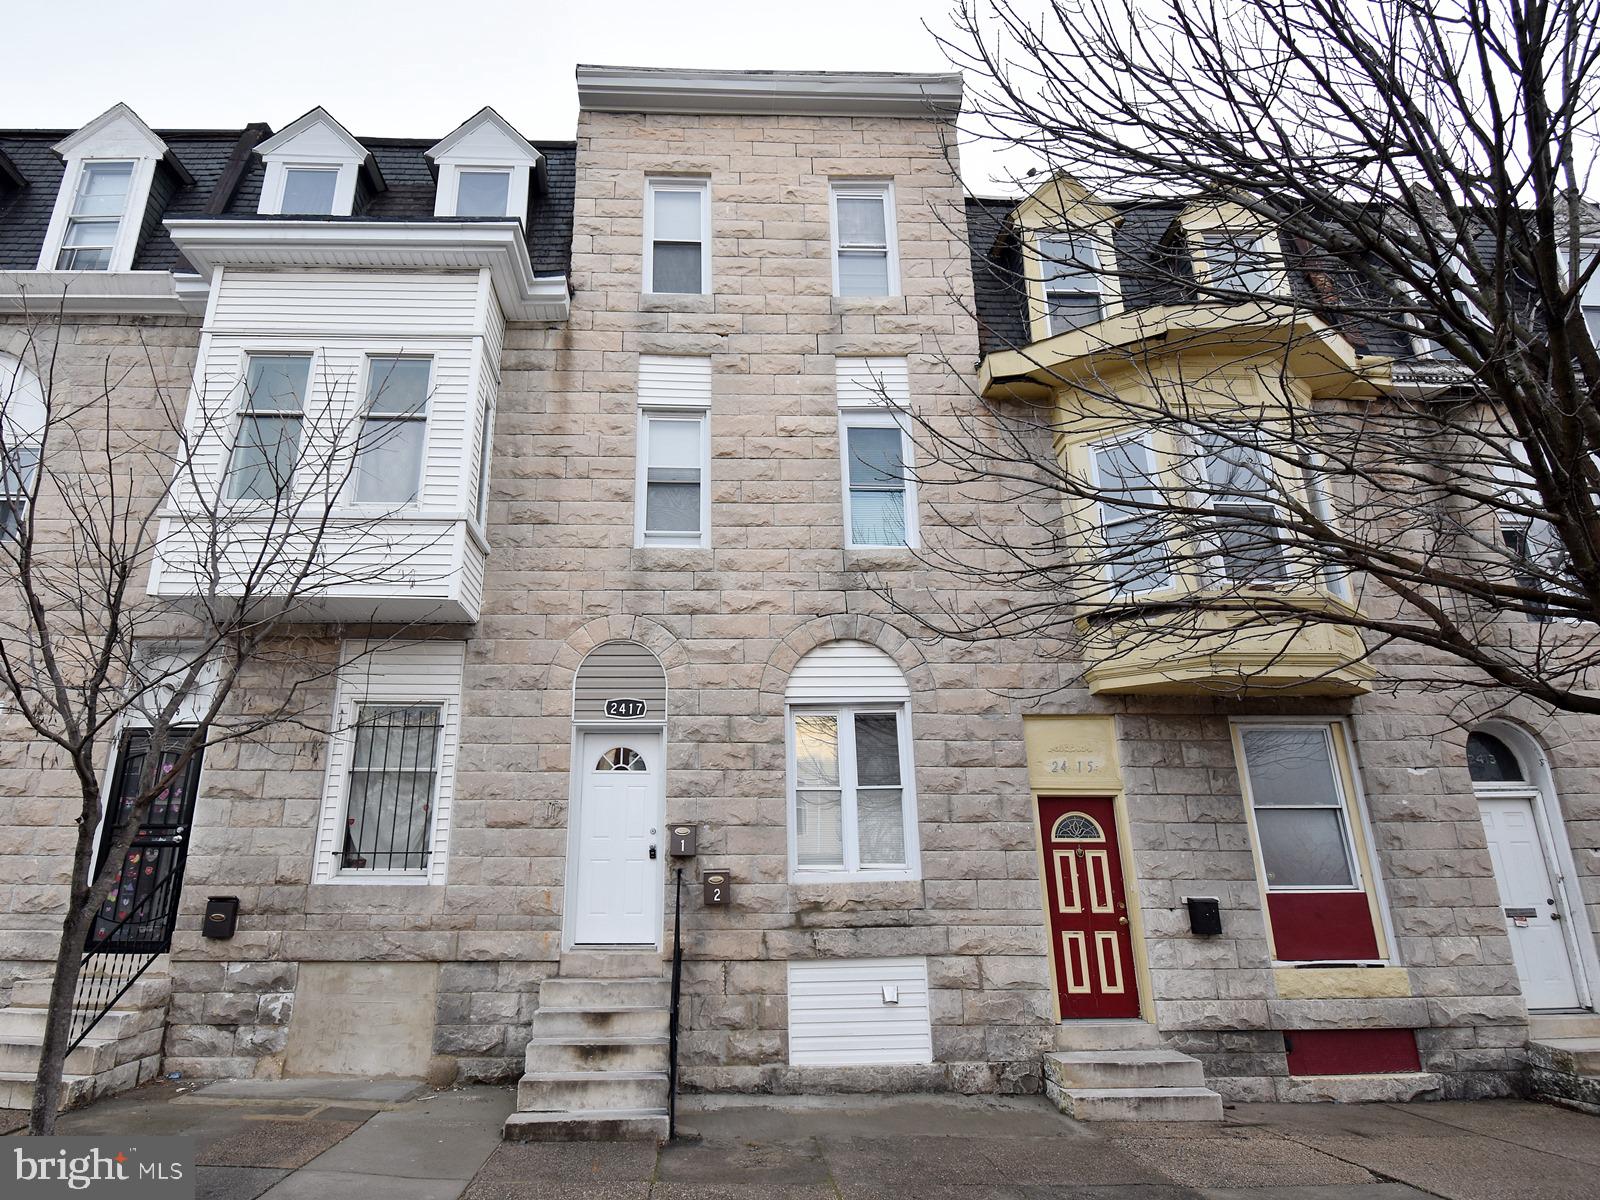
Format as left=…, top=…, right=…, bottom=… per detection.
left=0, top=125, right=576, bottom=278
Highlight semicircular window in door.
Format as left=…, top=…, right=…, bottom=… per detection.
left=1052, top=812, right=1103, bottom=841
left=596, top=746, right=647, bottom=772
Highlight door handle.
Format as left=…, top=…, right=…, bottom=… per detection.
left=1118, top=916, right=1128, bottom=926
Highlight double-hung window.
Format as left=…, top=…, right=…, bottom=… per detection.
left=644, top=179, right=709, bottom=294
left=636, top=355, right=711, bottom=547
left=226, top=354, right=311, bottom=502
left=831, top=182, right=897, bottom=296
left=56, top=161, right=134, bottom=270
left=1088, top=433, right=1170, bottom=594
left=792, top=705, right=917, bottom=877
left=340, top=704, right=442, bottom=873
left=353, top=357, right=431, bottom=505
left=1, top=354, right=45, bottom=541
left=1039, top=235, right=1103, bottom=334
left=842, top=418, right=914, bottom=548
left=1196, top=435, right=1287, bottom=584
left=280, top=167, right=339, bottom=215
left=455, top=169, right=512, bottom=217
left=1201, top=231, right=1274, bottom=295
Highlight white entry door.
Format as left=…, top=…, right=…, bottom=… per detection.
left=573, top=732, right=661, bottom=945
left=1480, top=796, right=1581, bottom=1009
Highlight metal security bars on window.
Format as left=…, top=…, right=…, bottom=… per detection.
left=339, top=704, right=443, bottom=872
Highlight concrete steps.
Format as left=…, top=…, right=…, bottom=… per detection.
left=1528, top=1012, right=1600, bottom=1114
left=1045, top=1021, right=1223, bottom=1123
left=0, top=968, right=170, bottom=1112
left=505, top=955, right=671, bottom=1143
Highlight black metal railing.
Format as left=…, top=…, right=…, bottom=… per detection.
left=668, top=865, right=684, bottom=1139
left=67, top=870, right=179, bottom=1053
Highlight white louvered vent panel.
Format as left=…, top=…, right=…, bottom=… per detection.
left=784, top=640, right=910, bottom=704
left=639, top=355, right=713, bottom=408
left=835, top=357, right=910, bottom=409
left=787, top=957, right=933, bottom=1067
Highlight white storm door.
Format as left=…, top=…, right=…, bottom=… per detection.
left=1480, top=796, right=1581, bottom=1009
left=574, top=733, right=661, bottom=945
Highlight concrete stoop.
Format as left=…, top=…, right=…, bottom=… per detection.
left=1044, top=1020, right=1223, bottom=1122
left=503, top=951, right=670, bottom=1143
left=1528, top=1011, right=1600, bottom=1115
left=0, top=969, right=171, bottom=1111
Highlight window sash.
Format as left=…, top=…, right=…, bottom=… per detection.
left=790, top=705, right=910, bottom=876
left=226, top=355, right=312, bottom=501
left=281, top=167, right=339, bottom=215
left=832, top=185, right=895, bottom=296
left=639, top=411, right=706, bottom=542
left=353, top=357, right=431, bottom=505
left=1238, top=725, right=1362, bottom=892
left=646, top=182, right=707, bottom=294
left=339, top=703, right=443, bottom=874
left=842, top=419, right=912, bottom=547
left=455, top=169, right=512, bottom=218
left=56, top=161, right=134, bottom=270
left=1089, top=434, right=1170, bottom=593
left=1202, top=231, right=1274, bottom=294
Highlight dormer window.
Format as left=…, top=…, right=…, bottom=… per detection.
left=1039, top=235, right=1104, bottom=334
left=254, top=108, right=378, bottom=218
left=56, top=161, right=134, bottom=270
left=427, top=107, right=541, bottom=223
left=1200, top=231, right=1275, bottom=295
left=39, top=103, right=182, bottom=274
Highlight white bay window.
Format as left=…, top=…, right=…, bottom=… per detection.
left=353, top=356, right=431, bottom=505
left=226, top=354, right=311, bottom=501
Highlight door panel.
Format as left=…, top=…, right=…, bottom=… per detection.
left=89, top=732, right=202, bottom=954
left=1038, top=796, right=1141, bottom=1019
left=1480, top=796, right=1580, bottom=1010
left=574, top=733, right=661, bottom=945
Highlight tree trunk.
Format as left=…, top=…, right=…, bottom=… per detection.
left=27, top=905, right=94, bottom=1135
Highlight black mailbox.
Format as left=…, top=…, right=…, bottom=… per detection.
left=702, top=870, right=730, bottom=906
left=669, top=825, right=698, bottom=857
left=203, top=896, right=240, bottom=939
left=1185, top=896, right=1222, bottom=937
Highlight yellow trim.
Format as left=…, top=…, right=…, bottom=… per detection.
left=1274, top=966, right=1412, bottom=999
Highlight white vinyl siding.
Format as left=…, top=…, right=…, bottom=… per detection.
left=784, top=641, right=910, bottom=704
left=644, top=178, right=710, bottom=295
left=830, top=182, right=898, bottom=297
left=787, top=957, right=933, bottom=1066
left=835, top=358, right=911, bottom=410
left=636, top=355, right=712, bottom=548
left=313, top=641, right=465, bottom=885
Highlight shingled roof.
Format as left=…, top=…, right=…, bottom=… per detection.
left=0, top=123, right=576, bottom=278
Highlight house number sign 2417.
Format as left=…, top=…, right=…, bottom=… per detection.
left=604, top=697, right=647, bottom=719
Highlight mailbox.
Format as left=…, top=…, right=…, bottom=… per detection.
left=702, top=870, right=731, bottom=906
left=203, top=896, right=240, bottom=939
left=669, top=825, right=698, bottom=857
left=1185, top=896, right=1222, bottom=937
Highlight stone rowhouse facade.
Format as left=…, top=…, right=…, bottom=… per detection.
left=0, top=67, right=1594, bottom=1106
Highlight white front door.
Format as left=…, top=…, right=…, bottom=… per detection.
left=1480, top=795, right=1581, bottom=1009
left=573, top=732, right=661, bottom=945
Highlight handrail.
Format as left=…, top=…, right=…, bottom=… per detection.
left=66, top=871, right=177, bottom=1053
left=667, top=865, right=683, bottom=1139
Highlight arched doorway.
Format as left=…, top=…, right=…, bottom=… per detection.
left=1470, top=727, right=1593, bottom=1011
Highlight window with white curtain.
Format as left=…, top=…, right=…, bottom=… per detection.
left=1, top=354, right=46, bottom=541
left=226, top=354, right=312, bottom=501
left=831, top=182, right=898, bottom=296
left=645, top=178, right=709, bottom=294
left=56, top=161, right=134, bottom=270
left=353, top=357, right=431, bottom=505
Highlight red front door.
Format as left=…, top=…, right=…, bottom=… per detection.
left=1038, top=796, right=1141, bottom=1019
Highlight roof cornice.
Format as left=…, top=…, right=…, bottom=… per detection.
left=164, top=219, right=570, bottom=322
left=575, top=64, right=963, bottom=119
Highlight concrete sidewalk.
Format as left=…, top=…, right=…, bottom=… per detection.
left=5, top=1081, right=1599, bottom=1199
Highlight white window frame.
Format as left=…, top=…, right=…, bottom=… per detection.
left=786, top=702, right=920, bottom=883
left=276, top=165, right=342, bottom=216
left=348, top=354, right=434, bottom=509
left=1037, top=233, right=1104, bottom=335
left=444, top=167, right=517, bottom=219
left=1190, top=433, right=1290, bottom=587
left=1198, top=229, right=1279, bottom=296
left=259, top=160, right=358, bottom=216
left=643, top=177, right=711, bottom=295
left=475, top=396, right=496, bottom=527
left=830, top=181, right=900, bottom=297
left=839, top=411, right=918, bottom=550
left=1235, top=721, right=1365, bottom=895
left=40, top=157, right=155, bottom=274
left=224, top=350, right=315, bottom=504
left=635, top=408, right=710, bottom=548
left=1, top=353, right=46, bottom=542
left=1086, top=430, right=1171, bottom=595
left=312, top=642, right=464, bottom=886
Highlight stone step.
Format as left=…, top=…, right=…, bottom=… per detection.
left=1529, top=1012, right=1600, bottom=1041
left=10, top=973, right=171, bottom=1011
left=540, top=977, right=670, bottom=1010
left=1054, top=1020, right=1165, bottom=1052
left=558, top=951, right=662, bottom=980
left=1530, top=1036, right=1600, bottom=1077
left=1056, top=1086, right=1224, bottom=1122
left=517, top=1070, right=669, bottom=1113
left=526, top=1035, right=670, bottom=1074
left=530, top=1006, right=670, bottom=1040
left=0, top=1034, right=120, bottom=1076
left=503, top=1108, right=668, bottom=1143
left=1044, top=1050, right=1206, bottom=1090
left=0, top=1069, right=98, bottom=1112
left=0, top=1004, right=162, bottom=1042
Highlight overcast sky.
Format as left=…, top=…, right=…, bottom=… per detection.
left=5, top=0, right=1022, bottom=195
